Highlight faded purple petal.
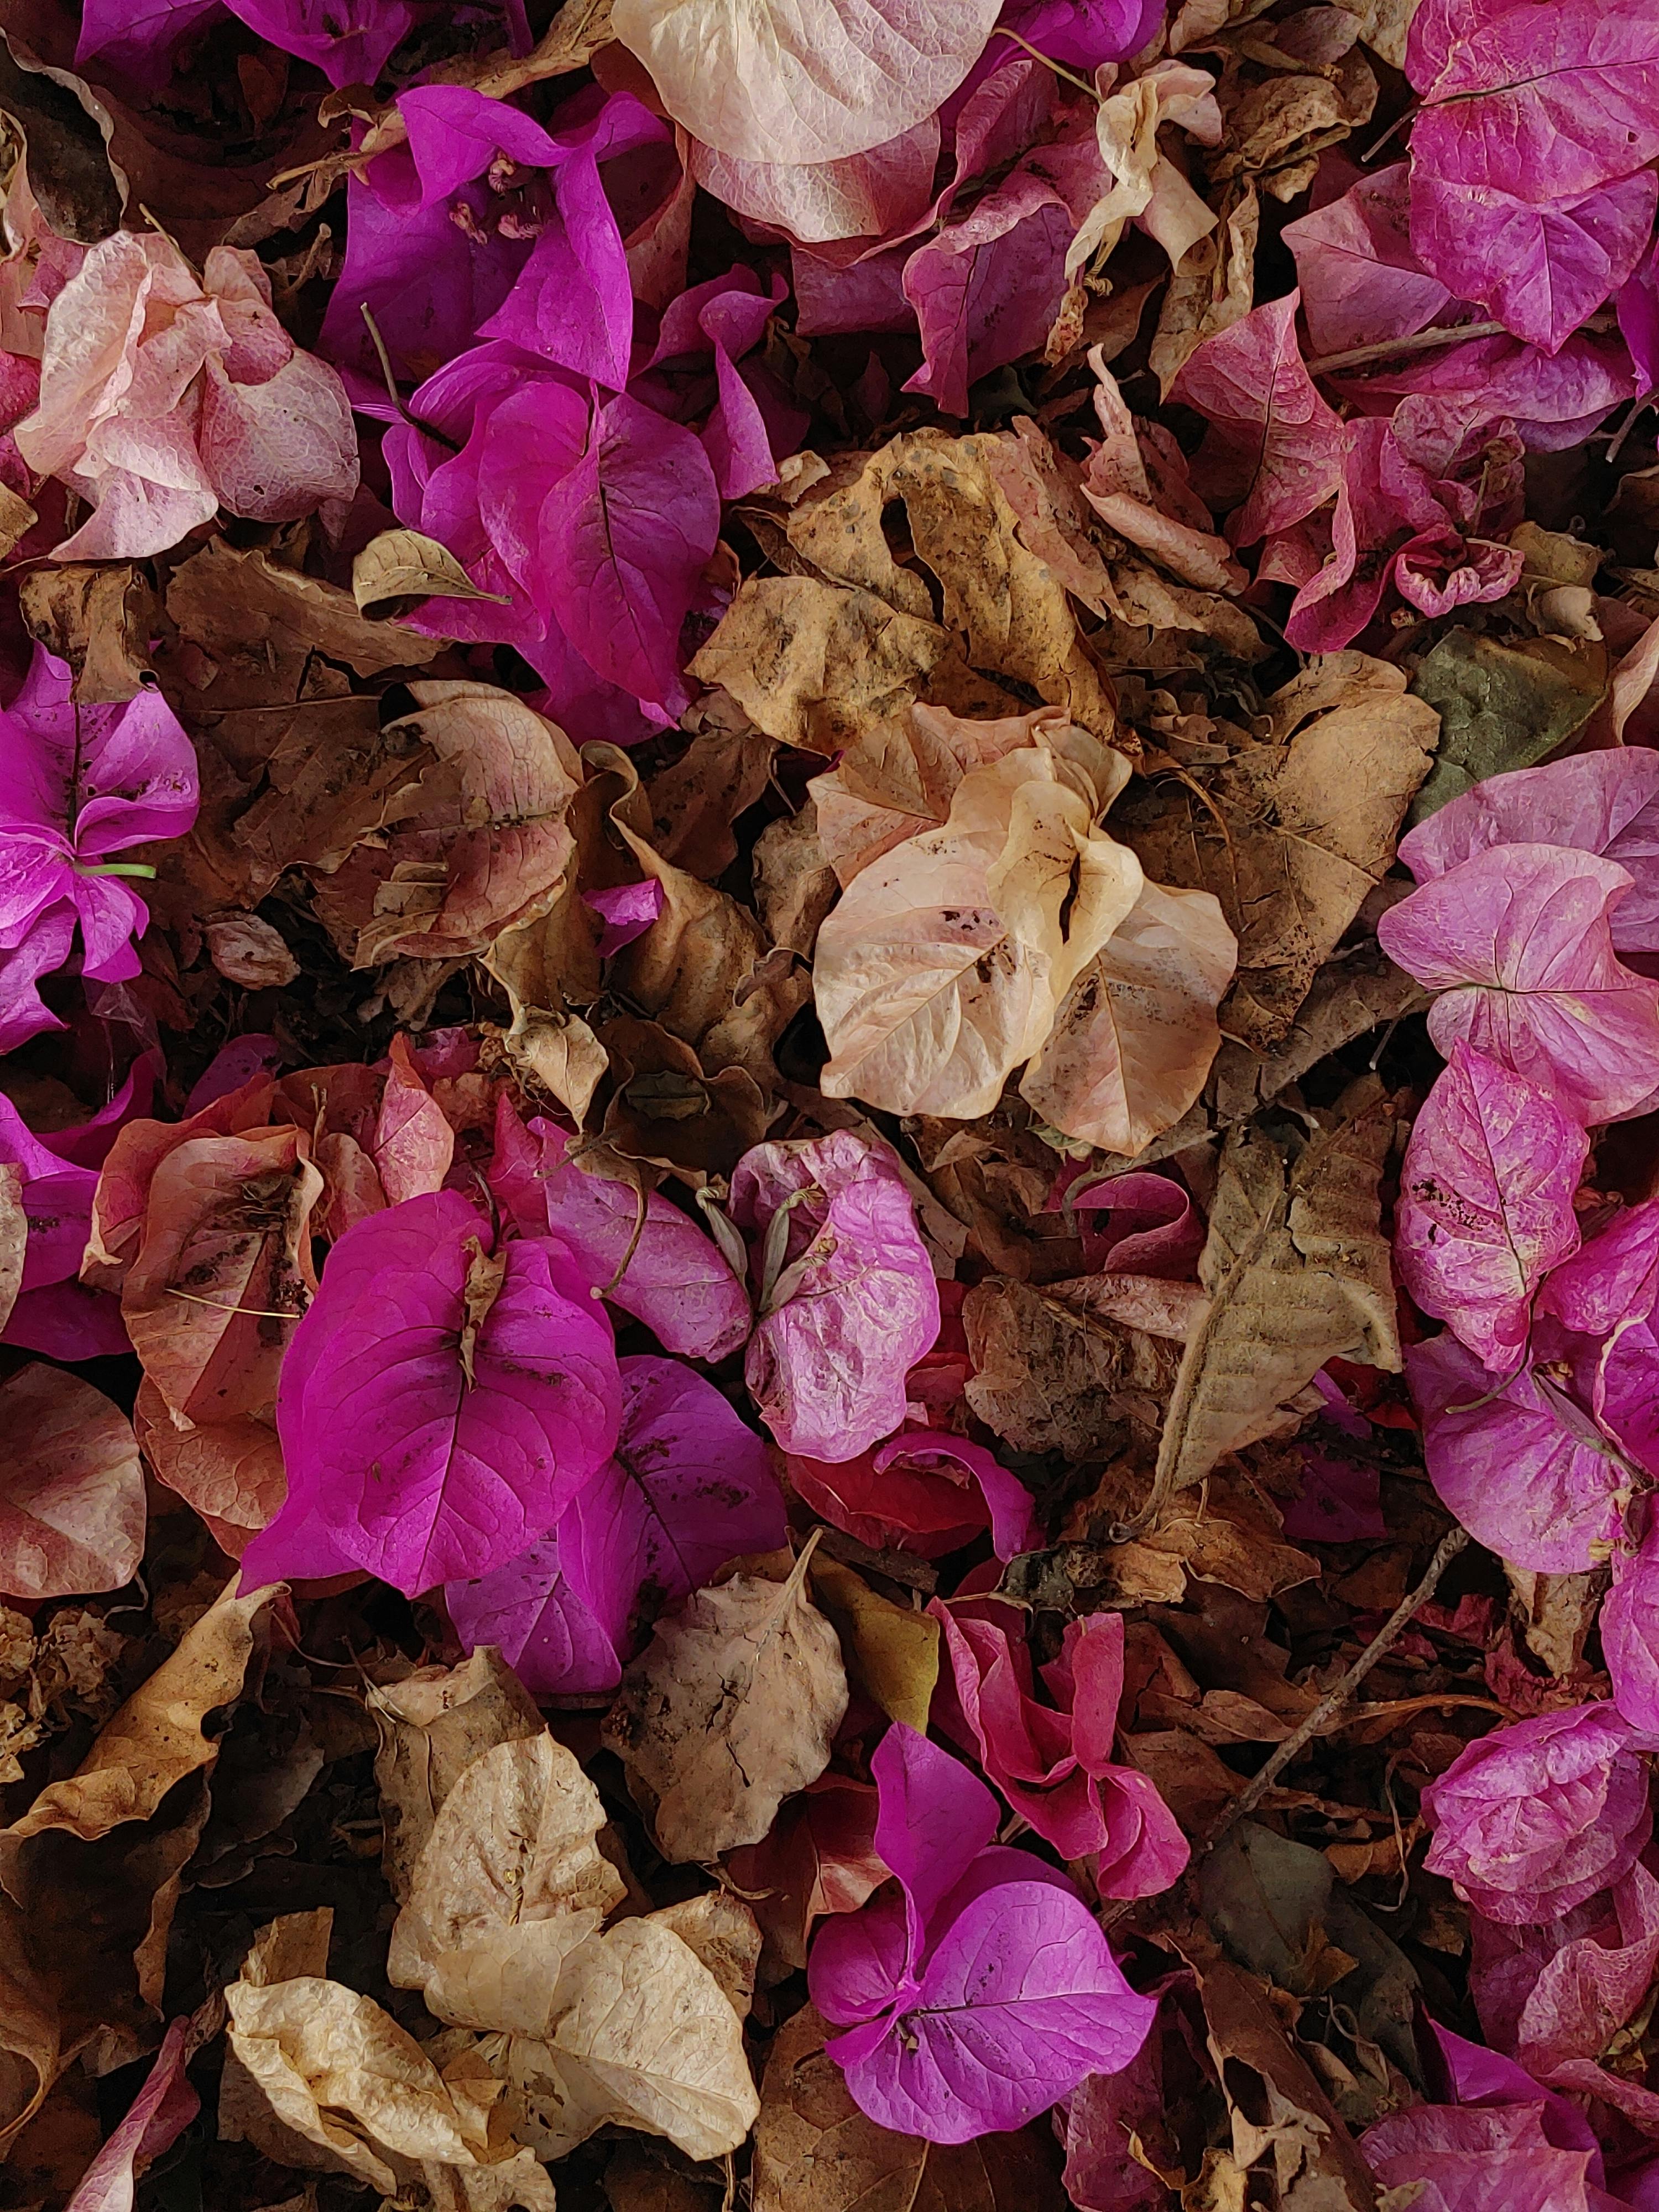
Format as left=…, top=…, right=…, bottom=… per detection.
left=1407, top=1331, right=1629, bottom=1574
left=732, top=1130, right=941, bottom=1462
left=1396, top=1043, right=1586, bottom=1371
left=1376, top=843, right=1659, bottom=1125
left=1400, top=749, right=1659, bottom=955
left=444, top=1529, right=623, bottom=1697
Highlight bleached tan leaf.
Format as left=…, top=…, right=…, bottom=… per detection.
left=390, top=1734, right=627, bottom=2037
left=206, top=911, right=300, bottom=988
left=508, top=1918, right=760, bottom=2162
left=814, top=741, right=1144, bottom=1119
left=1066, top=64, right=1222, bottom=280
left=1152, top=1084, right=1401, bottom=1507
left=1020, top=878, right=1237, bottom=1156
left=352, top=528, right=511, bottom=615
left=0, top=482, right=35, bottom=562
left=1150, top=182, right=1260, bottom=397
left=611, top=0, right=1000, bottom=166
left=243, top=1908, right=333, bottom=1986
left=1118, top=653, right=1438, bottom=1049
left=603, top=1547, right=848, bottom=1863
left=225, top=1977, right=488, bottom=2194
left=785, top=432, right=1120, bottom=742
left=0, top=1163, right=22, bottom=1341
left=646, top=1891, right=762, bottom=2020
left=808, top=702, right=1124, bottom=889
left=369, top=1649, right=543, bottom=1902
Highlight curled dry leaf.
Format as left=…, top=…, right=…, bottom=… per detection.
left=1119, top=655, right=1439, bottom=1051
left=1152, top=1083, right=1401, bottom=1510
left=389, top=1734, right=628, bottom=2037
left=603, top=1543, right=849, bottom=1861
left=0, top=1364, right=145, bottom=1601
left=507, top=1914, right=761, bottom=2162
left=352, top=527, right=512, bottom=615
left=369, top=1648, right=545, bottom=1902
left=225, top=1973, right=505, bottom=2196
left=6, top=1577, right=280, bottom=1841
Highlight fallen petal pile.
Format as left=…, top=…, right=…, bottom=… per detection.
left=1, top=0, right=1658, bottom=2201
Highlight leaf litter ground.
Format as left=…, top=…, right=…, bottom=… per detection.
left=1, top=0, right=1658, bottom=2204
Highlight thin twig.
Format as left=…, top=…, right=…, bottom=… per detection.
left=988, top=25, right=1101, bottom=100
left=1200, top=1524, right=1470, bottom=1854
left=1306, top=321, right=1507, bottom=378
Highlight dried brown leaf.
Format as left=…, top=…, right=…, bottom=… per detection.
left=964, top=1276, right=1182, bottom=1459
left=814, top=736, right=1142, bottom=1118
left=205, top=911, right=300, bottom=988
left=1119, top=654, right=1438, bottom=1049
left=19, top=562, right=156, bottom=702
left=165, top=540, right=446, bottom=696
left=751, top=2000, right=925, bottom=2212
left=603, top=1546, right=849, bottom=1862
left=6, top=1577, right=280, bottom=1841
left=1152, top=1084, right=1400, bottom=1505
left=646, top=1890, right=763, bottom=2020
left=120, top=1126, right=321, bottom=1427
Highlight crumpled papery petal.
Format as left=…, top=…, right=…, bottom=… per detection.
left=806, top=1724, right=1156, bottom=2141
left=731, top=1130, right=941, bottom=1462
left=1376, top=843, right=1659, bottom=1125
left=929, top=1599, right=1190, bottom=1890
left=1405, top=0, right=1659, bottom=210
left=1470, top=1859, right=1659, bottom=2093
left=1394, top=1042, right=1586, bottom=1373
left=14, top=234, right=357, bottom=558
left=1421, top=1702, right=1654, bottom=1924
left=1410, top=165, right=1659, bottom=356
left=1407, top=1329, right=1630, bottom=1574
left=1538, top=1198, right=1659, bottom=1474
left=787, top=1428, right=1037, bottom=1560
left=1168, top=292, right=1347, bottom=547
left=1363, top=2099, right=1606, bottom=2211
